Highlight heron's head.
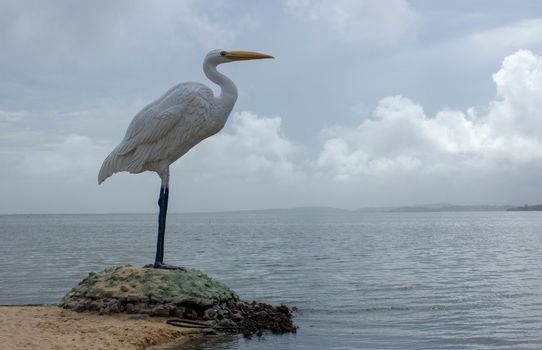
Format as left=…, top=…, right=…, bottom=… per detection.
left=205, top=49, right=274, bottom=65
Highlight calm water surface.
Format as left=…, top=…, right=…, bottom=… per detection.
left=1, top=211, right=542, bottom=349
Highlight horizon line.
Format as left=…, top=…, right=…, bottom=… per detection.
left=0, top=203, right=530, bottom=216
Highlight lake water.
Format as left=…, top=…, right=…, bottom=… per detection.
left=1, top=211, right=542, bottom=349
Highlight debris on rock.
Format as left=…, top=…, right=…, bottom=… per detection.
left=208, top=300, right=297, bottom=338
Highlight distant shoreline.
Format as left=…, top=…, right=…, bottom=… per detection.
left=506, top=204, right=542, bottom=211
left=3, top=203, right=542, bottom=215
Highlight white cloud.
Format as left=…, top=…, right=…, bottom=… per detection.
left=178, top=111, right=301, bottom=181
left=284, top=0, right=417, bottom=44
left=0, top=103, right=139, bottom=159
left=468, top=19, right=542, bottom=56
left=18, top=133, right=108, bottom=178
left=488, top=49, right=542, bottom=138
left=316, top=50, right=542, bottom=183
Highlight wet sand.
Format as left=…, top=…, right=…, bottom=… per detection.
left=0, top=305, right=199, bottom=350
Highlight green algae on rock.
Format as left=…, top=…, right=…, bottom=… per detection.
left=64, top=265, right=238, bottom=306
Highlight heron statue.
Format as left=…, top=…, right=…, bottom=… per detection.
left=98, top=50, right=273, bottom=269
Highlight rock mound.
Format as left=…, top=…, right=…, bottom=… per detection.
left=62, top=265, right=237, bottom=307
left=61, top=265, right=296, bottom=338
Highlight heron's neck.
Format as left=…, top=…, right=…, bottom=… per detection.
left=203, top=61, right=238, bottom=109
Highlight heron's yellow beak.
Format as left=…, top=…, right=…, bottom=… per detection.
left=224, top=51, right=274, bottom=61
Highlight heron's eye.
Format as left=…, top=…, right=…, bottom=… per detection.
left=220, top=51, right=227, bottom=56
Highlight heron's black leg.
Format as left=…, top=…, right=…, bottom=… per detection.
left=153, top=185, right=184, bottom=270
left=154, top=186, right=166, bottom=267
left=159, top=187, right=169, bottom=263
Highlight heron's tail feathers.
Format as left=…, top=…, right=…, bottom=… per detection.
left=98, top=141, right=151, bottom=184
left=98, top=141, right=129, bottom=184
left=98, top=151, right=118, bottom=184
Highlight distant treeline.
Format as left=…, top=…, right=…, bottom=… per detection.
left=507, top=204, right=542, bottom=211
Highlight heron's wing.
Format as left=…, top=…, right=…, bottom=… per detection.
left=117, top=85, right=211, bottom=155
left=120, top=107, right=182, bottom=153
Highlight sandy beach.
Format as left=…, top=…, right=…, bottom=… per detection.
left=0, top=305, right=199, bottom=350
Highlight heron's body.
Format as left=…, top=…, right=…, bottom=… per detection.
left=98, top=50, right=272, bottom=269
left=99, top=82, right=233, bottom=184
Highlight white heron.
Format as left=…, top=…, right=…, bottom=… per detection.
left=98, top=50, right=273, bottom=269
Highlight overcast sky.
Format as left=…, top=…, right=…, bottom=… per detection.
left=2, top=0, right=542, bottom=214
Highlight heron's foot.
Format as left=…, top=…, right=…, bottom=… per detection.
left=153, top=262, right=187, bottom=271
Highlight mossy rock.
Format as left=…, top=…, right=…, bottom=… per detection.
left=64, top=265, right=238, bottom=306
